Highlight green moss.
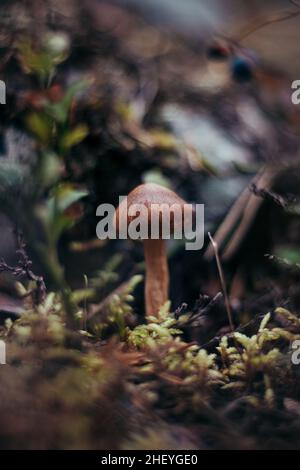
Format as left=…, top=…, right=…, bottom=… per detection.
left=1, top=274, right=300, bottom=450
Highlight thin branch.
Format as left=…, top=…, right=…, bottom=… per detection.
left=237, top=11, right=300, bottom=42
left=205, top=168, right=276, bottom=262
left=289, top=0, right=300, bottom=9
left=208, top=232, right=234, bottom=333
left=222, top=169, right=275, bottom=261
left=0, top=232, right=46, bottom=305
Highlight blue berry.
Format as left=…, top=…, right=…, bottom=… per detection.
left=231, top=57, right=253, bottom=82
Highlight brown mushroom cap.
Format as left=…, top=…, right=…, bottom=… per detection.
left=114, top=183, right=192, bottom=236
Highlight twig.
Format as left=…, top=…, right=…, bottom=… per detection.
left=0, top=231, right=46, bottom=305
left=236, top=10, right=300, bottom=42
left=222, top=169, right=275, bottom=260
left=83, top=274, right=88, bottom=331
left=207, top=232, right=234, bottom=332
left=249, top=183, right=289, bottom=208
left=87, top=279, right=129, bottom=321
left=205, top=168, right=276, bottom=261
left=289, top=0, right=300, bottom=9
left=204, top=181, right=253, bottom=260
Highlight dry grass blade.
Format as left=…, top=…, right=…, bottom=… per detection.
left=207, top=232, right=234, bottom=332
left=222, top=169, right=275, bottom=260
left=205, top=168, right=276, bottom=261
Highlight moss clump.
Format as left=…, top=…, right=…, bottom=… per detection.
left=1, top=292, right=300, bottom=450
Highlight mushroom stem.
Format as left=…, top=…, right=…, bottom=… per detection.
left=143, top=238, right=169, bottom=317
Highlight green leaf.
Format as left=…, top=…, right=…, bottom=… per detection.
left=275, top=246, right=300, bottom=265
left=18, top=39, right=56, bottom=82
left=49, top=183, right=88, bottom=214
left=44, top=80, right=90, bottom=124
left=60, top=124, right=88, bottom=150
left=26, top=112, right=53, bottom=144
left=38, top=183, right=88, bottom=245
left=61, top=80, right=90, bottom=110
left=17, top=36, right=70, bottom=84
left=43, top=102, right=68, bottom=124
left=37, top=152, right=62, bottom=189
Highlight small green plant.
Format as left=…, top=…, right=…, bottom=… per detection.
left=18, top=33, right=70, bottom=87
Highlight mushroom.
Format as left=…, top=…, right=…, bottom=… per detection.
left=115, top=183, right=192, bottom=317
